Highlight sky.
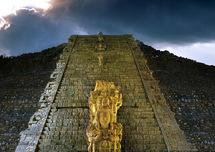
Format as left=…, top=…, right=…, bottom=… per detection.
left=0, top=0, right=215, bottom=65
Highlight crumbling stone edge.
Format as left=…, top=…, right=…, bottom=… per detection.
left=125, top=36, right=197, bottom=152
left=15, top=36, right=78, bottom=152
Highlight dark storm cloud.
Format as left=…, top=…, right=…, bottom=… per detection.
left=64, top=0, right=215, bottom=44
left=0, top=8, right=86, bottom=56
left=1, top=0, right=215, bottom=56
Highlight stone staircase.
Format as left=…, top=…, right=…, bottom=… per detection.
left=16, top=33, right=193, bottom=152
left=119, top=105, right=167, bottom=151
left=36, top=34, right=167, bottom=152
left=38, top=108, right=89, bottom=151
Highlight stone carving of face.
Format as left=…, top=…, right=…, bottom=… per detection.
left=102, top=96, right=109, bottom=107
left=99, top=110, right=110, bottom=129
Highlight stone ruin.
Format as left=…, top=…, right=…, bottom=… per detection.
left=11, top=32, right=198, bottom=151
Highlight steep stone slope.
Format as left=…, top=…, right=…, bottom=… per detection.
left=139, top=41, right=215, bottom=151
left=0, top=44, right=65, bottom=151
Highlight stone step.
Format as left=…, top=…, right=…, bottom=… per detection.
left=37, top=144, right=87, bottom=151
left=122, top=143, right=167, bottom=152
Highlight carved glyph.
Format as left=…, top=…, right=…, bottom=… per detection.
left=98, top=55, right=103, bottom=67
left=86, top=80, right=122, bottom=152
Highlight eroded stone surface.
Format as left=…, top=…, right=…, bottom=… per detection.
left=0, top=45, right=64, bottom=152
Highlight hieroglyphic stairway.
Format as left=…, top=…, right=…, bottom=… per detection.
left=16, top=32, right=194, bottom=152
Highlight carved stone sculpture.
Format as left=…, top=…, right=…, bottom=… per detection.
left=86, top=80, right=122, bottom=152
left=98, top=55, right=103, bottom=67
left=96, top=30, right=106, bottom=51
left=98, top=30, right=104, bottom=42
left=96, top=43, right=107, bottom=51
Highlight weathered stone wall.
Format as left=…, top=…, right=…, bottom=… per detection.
left=139, top=41, right=215, bottom=151
left=0, top=44, right=65, bottom=151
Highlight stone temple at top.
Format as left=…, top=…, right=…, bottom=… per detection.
left=15, top=31, right=196, bottom=152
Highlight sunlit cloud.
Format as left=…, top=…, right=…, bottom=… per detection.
left=0, top=0, right=52, bottom=30
left=153, top=42, right=215, bottom=66
left=0, top=46, right=11, bottom=57
left=0, top=17, right=10, bottom=30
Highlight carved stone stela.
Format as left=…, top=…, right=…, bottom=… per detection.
left=86, top=80, right=122, bottom=152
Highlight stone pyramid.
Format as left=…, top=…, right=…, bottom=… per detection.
left=15, top=32, right=195, bottom=152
